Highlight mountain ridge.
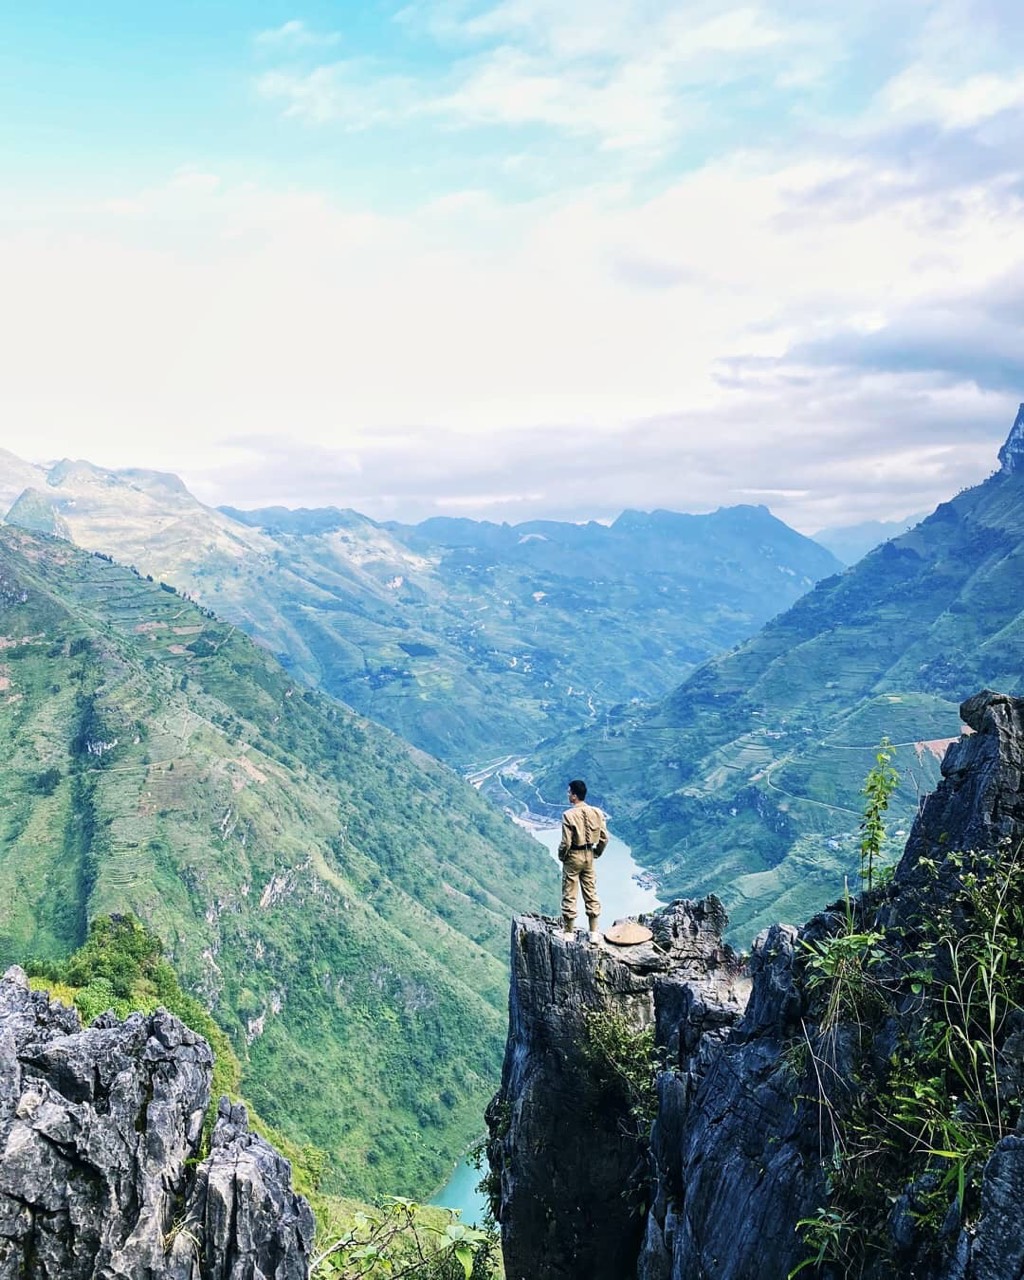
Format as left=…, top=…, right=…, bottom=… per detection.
left=0, top=447, right=842, bottom=767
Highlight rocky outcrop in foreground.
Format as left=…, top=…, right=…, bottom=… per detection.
left=486, top=901, right=749, bottom=1280
left=489, top=690, right=1024, bottom=1280
left=0, top=970, right=313, bottom=1278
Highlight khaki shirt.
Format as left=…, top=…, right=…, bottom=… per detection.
left=558, top=802, right=609, bottom=859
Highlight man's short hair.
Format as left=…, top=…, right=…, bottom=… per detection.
left=568, top=779, right=587, bottom=800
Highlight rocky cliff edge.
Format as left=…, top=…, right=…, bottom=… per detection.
left=0, top=968, right=313, bottom=1279
left=486, top=900, right=749, bottom=1280
left=489, top=690, right=1024, bottom=1280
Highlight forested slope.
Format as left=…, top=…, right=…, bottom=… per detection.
left=0, top=452, right=839, bottom=767
left=0, top=526, right=557, bottom=1196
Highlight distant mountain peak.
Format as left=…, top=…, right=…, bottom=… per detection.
left=116, top=467, right=191, bottom=498
left=47, top=458, right=107, bottom=487
left=997, top=403, right=1024, bottom=475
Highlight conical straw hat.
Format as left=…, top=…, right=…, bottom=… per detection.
left=604, top=919, right=653, bottom=945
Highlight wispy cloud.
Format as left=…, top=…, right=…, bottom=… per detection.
left=255, top=1, right=833, bottom=157
left=256, top=63, right=419, bottom=128
left=429, top=47, right=685, bottom=152
left=880, top=68, right=1024, bottom=129
left=254, top=19, right=341, bottom=51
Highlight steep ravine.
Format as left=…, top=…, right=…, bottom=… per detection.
left=488, top=689, right=1024, bottom=1280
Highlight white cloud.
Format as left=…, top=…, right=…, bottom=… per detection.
left=3, top=107, right=1021, bottom=530
left=878, top=68, right=1024, bottom=129
left=858, top=0, right=1024, bottom=136
left=256, top=63, right=418, bottom=127
left=430, top=47, right=684, bottom=151
left=408, top=0, right=795, bottom=63
left=4, top=0, right=1023, bottom=533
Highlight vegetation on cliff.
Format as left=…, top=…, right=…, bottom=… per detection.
left=313, top=1198, right=499, bottom=1280
left=27, top=913, right=242, bottom=1117
left=793, top=842, right=1024, bottom=1277
left=786, top=723, right=1024, bottom=1276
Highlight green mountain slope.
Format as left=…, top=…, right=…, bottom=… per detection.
left=0, top=454, right=840, bottom=768
left=527, top=409, right=1024, bottom=944
left=0, top=526, right=557, bottom=1196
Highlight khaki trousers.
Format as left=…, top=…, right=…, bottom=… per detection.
left=561, top=849, right=601, bottom=931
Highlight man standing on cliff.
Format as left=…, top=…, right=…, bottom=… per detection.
left=559, top=779, right=608, bottom=944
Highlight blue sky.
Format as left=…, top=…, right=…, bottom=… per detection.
left=2, top=1, right=1024, bottom=529
left=1, top=3, right=900, bottom=202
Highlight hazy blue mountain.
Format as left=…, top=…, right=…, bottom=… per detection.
left=525, top=407, right=1024, bottom=944
left=0, top=450, right=841, bottom=769
left=225, top=501, right=841, bottom=765
left=0, top=451, right=48, bottom=519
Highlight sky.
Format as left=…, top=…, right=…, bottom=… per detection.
left=1, top=0, right=1023, bottom=532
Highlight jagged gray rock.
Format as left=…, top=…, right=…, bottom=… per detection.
left=897, top=689, right=1024, bottom=884
left=0, top=968, right=313, bottom=1279
left=640, top=922, right=823, bottom=1280
left=486, top=901, right=749, bottom=1280
left=969, top=1137, right=1024, bottom=1280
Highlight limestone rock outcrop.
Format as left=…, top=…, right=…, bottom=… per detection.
left=639, top=919, right=823, bottom=1280
left=486, top=900, right=749, bottom=1280
left=997, top=403, right=1024, bottom=475
left=0, top=970, right=313, bottom=1279
left=489, top=690, right=1024, bottom=1280
left=898, top=689, right=1024, bottom=881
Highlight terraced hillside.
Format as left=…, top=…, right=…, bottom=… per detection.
left=0, top=526, right=557, bottom=1197
left=527, top=410, right=1024, bottom=944
left=0, top=454, right=840, bottom=767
